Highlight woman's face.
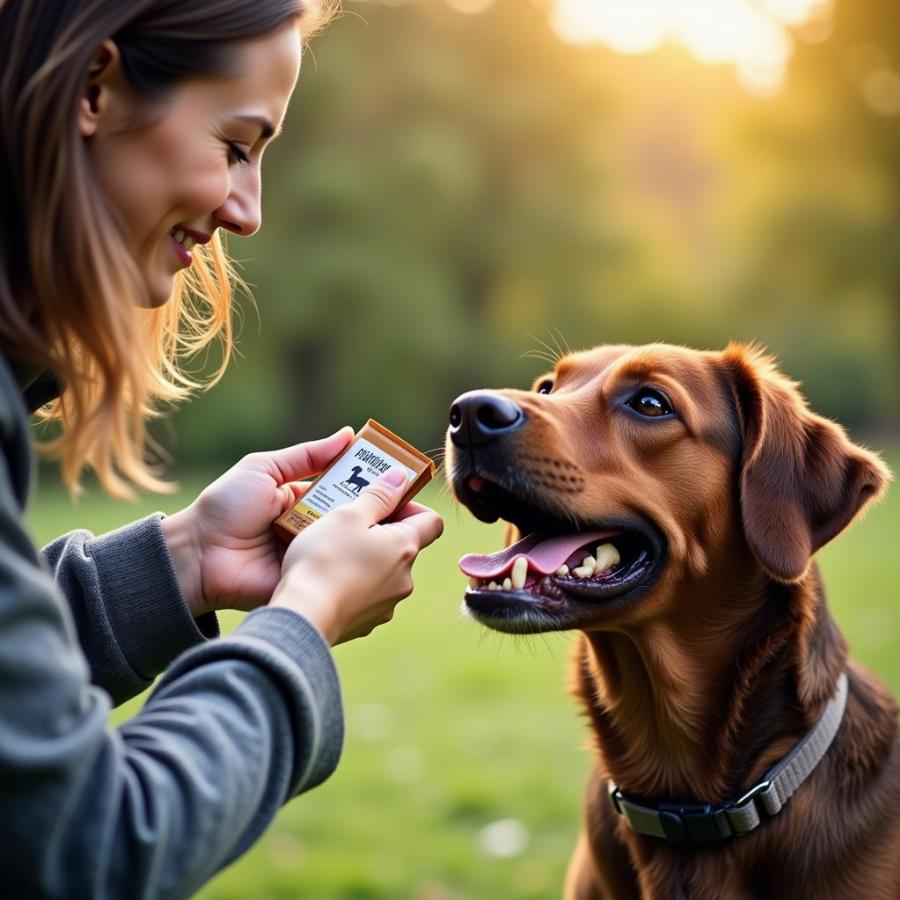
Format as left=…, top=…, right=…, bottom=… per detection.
left=81, top=25, right=302, bottom=307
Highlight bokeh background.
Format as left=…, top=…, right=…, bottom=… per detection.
left=31, top=0, right=900, bottom=897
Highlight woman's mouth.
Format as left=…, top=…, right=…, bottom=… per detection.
left=169, top=228, right=196, bottom=267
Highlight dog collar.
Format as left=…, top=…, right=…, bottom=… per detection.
left=608, top=672, right=848, bottom=849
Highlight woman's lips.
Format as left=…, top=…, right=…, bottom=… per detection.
left=169, top=232, right=193, bottom=267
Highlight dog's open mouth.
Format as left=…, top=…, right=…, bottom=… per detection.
left=456, top=475, right=667, bottom=633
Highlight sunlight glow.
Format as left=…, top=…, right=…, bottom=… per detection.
left=445, top=0, right=494, bottom=14
left=551, top=0, right=832, bottom=95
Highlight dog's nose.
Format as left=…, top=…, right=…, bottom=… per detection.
left=448, top=391, right=525, bottom=447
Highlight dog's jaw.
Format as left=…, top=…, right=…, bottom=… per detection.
left=449, top=455, right=670, bottom=632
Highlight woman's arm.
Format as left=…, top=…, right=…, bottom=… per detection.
left=0, top=453, right=343, bottom=898
left=42, top=516, right=219, bottom=705
left=39, top=427, right=356, bottom=707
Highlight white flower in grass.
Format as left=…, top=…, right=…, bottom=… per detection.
left=353, top=703, right=394, bottom=741
left=385, top=745, right=426, bottom=783
left=478, top=818, right=530, bottom=858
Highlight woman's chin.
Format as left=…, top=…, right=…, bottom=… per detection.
left=137, top=294, right=174, bottom=310
left=139, top=273, right=178, bottom=309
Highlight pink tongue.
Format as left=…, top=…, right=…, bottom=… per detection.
left=459, top=530, right=617, bottom=579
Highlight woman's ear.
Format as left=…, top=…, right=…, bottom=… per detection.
left=723, top=344, right=891, bottom=583
left=78, top=40, right=124, bottom=138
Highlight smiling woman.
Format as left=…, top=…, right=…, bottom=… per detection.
left=82, top=26, right=302, bottom=307
left=0, top=0, right=334, bottom=497
left=0, top=0, right=447, bottom=897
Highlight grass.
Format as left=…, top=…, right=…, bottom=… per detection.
left=27, top=456, right=900, bottom=900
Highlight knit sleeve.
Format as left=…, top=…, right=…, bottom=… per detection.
left=42, top=514, right=220, bottom=706
left=0, top=441, right=344, bottom=897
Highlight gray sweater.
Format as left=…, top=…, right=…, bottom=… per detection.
left=0, top=353, right=344, bottom=898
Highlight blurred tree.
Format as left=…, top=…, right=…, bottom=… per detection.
left=720, top=0, right=900, bottom=427
left=176, top=0, right=629, bottom=462
left=167, top=0, right=900, bottom=471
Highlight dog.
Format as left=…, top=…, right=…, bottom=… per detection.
left=341, top=465, right=370, bottom=494
left=445, top=342, right=899, bottom=899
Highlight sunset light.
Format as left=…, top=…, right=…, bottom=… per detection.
left=550, top=0, right=833, bottom=95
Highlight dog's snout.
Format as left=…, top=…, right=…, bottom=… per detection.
left=449, top=391, right=525, bottom=447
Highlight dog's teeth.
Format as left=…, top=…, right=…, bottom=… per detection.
left=572, top=565, right=593, bottom=579
left=502, top=577, right=512, bottom=590
left=556, top=565, right=569, bottom=577
left=468, top=576, right=479, bottom=589
left=582, top=556, right=596, bottom=572
left=488, top=581, right=499, bottom=591
left=594, top=543, right=621, bottom=573
left=511, top=557, right=528, bottom=590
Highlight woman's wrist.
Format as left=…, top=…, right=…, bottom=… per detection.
left=160, top=506, right=207, bottom=619
left=270, top=575, right=341, bottom=646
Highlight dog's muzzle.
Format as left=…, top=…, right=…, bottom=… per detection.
left=448, top=391, right=525, bottom=448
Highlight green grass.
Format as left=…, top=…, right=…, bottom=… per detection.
left=27, top=459, right=900, bottom=900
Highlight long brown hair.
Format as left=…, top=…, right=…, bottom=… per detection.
left=0, top=0, right=337, bottom=497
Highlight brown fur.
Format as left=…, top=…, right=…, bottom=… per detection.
left=450, top=343, right=900, bottom=899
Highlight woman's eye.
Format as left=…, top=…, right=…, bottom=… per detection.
left=226, top=142, right=250, bottom=165
left=537, top=380, right=554, bottom=395
left=626, top=388, right=673, bottom=418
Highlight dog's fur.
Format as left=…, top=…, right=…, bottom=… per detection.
left=447, top=343, right=900, bottom=899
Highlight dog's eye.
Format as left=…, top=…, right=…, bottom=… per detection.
left=627, top=388, right=673, bottom=418
left=537, top=380, right=554, bottom=395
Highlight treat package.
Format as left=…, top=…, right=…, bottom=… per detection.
left=274, top=419, right=436, bottom=541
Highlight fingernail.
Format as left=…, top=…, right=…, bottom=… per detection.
left=382, top=468, right=407, bottom=488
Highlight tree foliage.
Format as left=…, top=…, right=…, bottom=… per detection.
left=170, top=0, right=900, bottom=466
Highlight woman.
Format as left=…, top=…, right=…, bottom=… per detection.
left=0, top=1, right=444, bottom=896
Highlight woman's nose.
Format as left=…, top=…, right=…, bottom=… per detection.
left=214, top=169, right=262, bottom=237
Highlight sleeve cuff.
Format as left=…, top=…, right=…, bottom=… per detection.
left=231, top=606, right=344, bottom=794
left=87, top=513, right=219, bottom=682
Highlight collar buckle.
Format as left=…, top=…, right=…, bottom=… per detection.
left=731, top=779, right=773, bottom=810
left=607, top=673, right=848, bottom=850
left=658, top=803, right=732, bottom=846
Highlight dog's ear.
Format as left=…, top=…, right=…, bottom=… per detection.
left=723, top=344, right=891, bottom=583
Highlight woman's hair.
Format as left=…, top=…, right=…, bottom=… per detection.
left=0, top=0, right=338, bottom=496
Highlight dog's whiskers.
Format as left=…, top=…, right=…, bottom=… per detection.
left=521, top=348, right=558, bottom=367
left=524, top=332, right=563, bottom=367
left=549, top=324, right=572, bottom=360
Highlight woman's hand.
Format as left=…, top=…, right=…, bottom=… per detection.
left=161, top=428, right=356, bottom=617
left=270, top=469, right=444, bottom=645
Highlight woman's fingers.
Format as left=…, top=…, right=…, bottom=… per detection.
left=387, top=507, right=444, bottom=550
left=280, top=474, right=442, bottom=555
left=264, top=426, right=354, bottom=484
left=348, top=469, right=410, bottom=525
left=386, top=500, right=446, bottom=531
left=345, top=471, right=443, bottom=548
left=280, top=480, right=312, bottom=512
left=271, top=467, right=444, bottom=645
left=386, top=500, right=429, bottom=521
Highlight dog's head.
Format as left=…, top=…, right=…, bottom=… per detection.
left=445, top=342, right=890, bottom=634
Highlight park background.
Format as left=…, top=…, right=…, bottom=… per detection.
left=30, top=0, right=900, bottom=897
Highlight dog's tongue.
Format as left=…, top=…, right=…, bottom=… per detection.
left=459, top=529, right=616, bottom=579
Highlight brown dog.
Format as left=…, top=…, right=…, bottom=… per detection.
left=445, top=343, right=899, bottom=899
